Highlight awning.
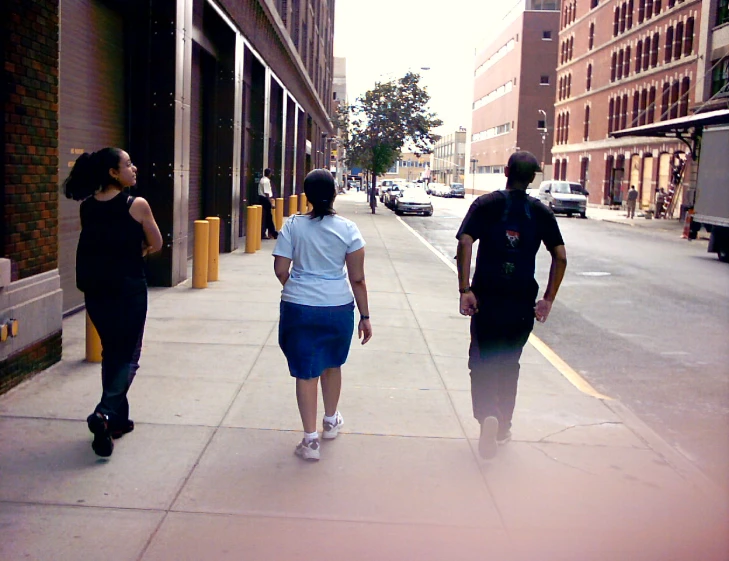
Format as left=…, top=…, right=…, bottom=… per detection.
left=609, top=109, right=729, bottom=157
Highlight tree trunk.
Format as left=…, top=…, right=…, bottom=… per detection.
left=370, top=173, right=377, bottom=214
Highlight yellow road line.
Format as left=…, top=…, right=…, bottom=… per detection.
left=396, top=215, right=614, bottom=401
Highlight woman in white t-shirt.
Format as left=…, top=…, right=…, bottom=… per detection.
left=273, top=169, right=372, bottom=461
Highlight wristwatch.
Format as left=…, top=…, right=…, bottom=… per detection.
left=459, top=287, right=472, bottom=294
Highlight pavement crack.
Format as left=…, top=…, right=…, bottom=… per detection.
left=537, top=421, right=622, bottom=443
left=527, top=443, right=597, bottom=475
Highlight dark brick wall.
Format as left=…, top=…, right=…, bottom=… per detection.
left=0, top=331, right=62, bottom=394
left=2, top=0, right=60, bottom=280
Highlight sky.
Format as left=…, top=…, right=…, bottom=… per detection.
left=333, top=0, right=516, bottom=135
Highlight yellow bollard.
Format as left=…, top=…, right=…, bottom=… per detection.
left=206, top=216, right=220, bottom=282
left=254, top=205, right=262, bottom=250
left=289, top=195, right=298, bottom=216
left=192, top=220, right=209, bottom=289
left=85, top=312, right=102, bottom=363
left=245, top=205, right=257, bottom=253
left=299, top=193, right=308, bottom=215
left=275, top=198, right=284, bottom=230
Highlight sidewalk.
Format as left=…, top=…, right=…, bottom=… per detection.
left=586, top=204, right=690, bottom=233
left=0, top=194, right=726, bottom=561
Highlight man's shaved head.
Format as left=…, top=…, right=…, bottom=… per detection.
left=505, top=151, right=540, bottom=189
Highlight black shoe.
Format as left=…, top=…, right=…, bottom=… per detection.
left=87, top=412, right=113, bottom=457
left=110, top=419, right=135, bottom=440
left=272, top=231, right=279, bottom=239
left=496, top=429, right=512, bottom=445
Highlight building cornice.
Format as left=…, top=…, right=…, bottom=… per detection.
left=552, top=135, right=683, bottom=154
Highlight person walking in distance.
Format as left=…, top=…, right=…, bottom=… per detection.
left=64, top=148, right=163, bottom=457
left=655, top=187, right=666, bottom=219
left=456, top=151, right=567, bottom=460
left=626, top=185, right=638, bottom=219
left=259, top=168, right=278, bottom=239
left=273, top=169, right=372, bottom=461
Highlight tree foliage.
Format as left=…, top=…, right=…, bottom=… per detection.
left=344, top=72, right=442, bottom=178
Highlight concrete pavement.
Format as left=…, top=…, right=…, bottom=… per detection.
left=0, top=193, right=727, bottom=561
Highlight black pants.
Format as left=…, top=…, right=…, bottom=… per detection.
left=468, top=306, right=534, bottom=430
left=85, top=285, right=147, bottom=428
left=259, top=195, right=277, bottom=237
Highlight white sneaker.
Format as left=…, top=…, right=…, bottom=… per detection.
left=294, top=437, right=320, bottom=461
left=322, top=412, right=344, bottom=440
left=478, top=416, right=499, bottom=459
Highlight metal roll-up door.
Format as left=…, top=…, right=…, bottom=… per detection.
left=189, top=43, right=203, bottom=259
left=58, top=0, right=126, bottom=313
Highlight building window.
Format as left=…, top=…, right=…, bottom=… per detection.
left=611, top=52, right=617, bottom=82
left=565, top=112, right=570, bottom=143
left=648, top=87, right=656, bottom=122
left=712, top=57, right=729, bottom=96
left=589, top=23, right=595, bottom=49
left=586, top=64, right=593, bottom=90
left=679, top=77, right=690, bottom=116
left=651, top=33, right=659, bottom=67
left=569, top=36, right=574, bottom=60
left=646, top=0, right=653, bottom=19
left=620, top=3, right=627, bottom=33
left=670, top=81, right=679, bottom=119
left=661, top=82, right=670, bottom=120
left=540, top=75, right=550, bottom=85
left=617, top=50, right=624, bottom=79
left=592, top=0, right=599, bottom=8
left=674, top=21, right=684, bottom=60
left=632, top=92, right=640, bottom=125
left=718, top=0, right=729, bottom=26
left=567, top=73, right=572, bottom=97
left=643, top=39, right=650, bottom=71
left=684, top=18, right=694, bottom=56
left=654, top=0, right=661, bottom=13
left=543, top=30, right=553, bottom=40
left=583, top=107, right=591, bottom=141
left=624, top=46, right=631, bottom=76
left=638, top=0, right=645, bottom=22
left=614, top=7, right=620, bottom=36
left=608, top=98, right=615, bottom=133
left=622, top=94, right=629, bottom=129
left=636, top=40, right=643, bottom=73
left=665, top=27, right=674, bottom=63
left=614, top=96, right=622, bottom=131
left=640, top=89, right=648, bottom=125
left=627, top=0, right=634, bottom=27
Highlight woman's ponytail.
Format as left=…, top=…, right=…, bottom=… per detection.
left=303, top=169, right=337, bottom=220
left=63, top=147, right=123, bottom=201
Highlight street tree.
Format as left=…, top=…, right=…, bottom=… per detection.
left=343, top=72, right=442, bottom=213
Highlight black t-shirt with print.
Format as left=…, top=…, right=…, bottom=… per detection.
left=456, top=189, right=564, bottom=309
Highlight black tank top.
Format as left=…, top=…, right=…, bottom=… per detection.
left=76, top=192, right=146, bottom=293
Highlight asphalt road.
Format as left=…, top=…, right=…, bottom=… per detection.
left=390, top=192, right=729, bottom=490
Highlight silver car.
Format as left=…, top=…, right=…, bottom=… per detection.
left=395, top=187, right=433, bottom=216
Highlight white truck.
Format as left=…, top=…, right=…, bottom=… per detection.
left=692, top=126, right=729, bottom=262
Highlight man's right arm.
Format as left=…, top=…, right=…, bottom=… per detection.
left=535, top=244, right=567, bottom=323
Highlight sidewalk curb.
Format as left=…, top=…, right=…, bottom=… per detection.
left=604, top=399, right=725, bottom=504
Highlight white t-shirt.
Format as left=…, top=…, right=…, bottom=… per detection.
left=273, top=214, right=366, bottom=307
left=258, top=176, right=273, bottom=197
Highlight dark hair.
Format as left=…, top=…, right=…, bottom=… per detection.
left=264, top=168, right=272, bottom=177
left=63, top=147, right=124, bottom=201
left=506, top=151, right=540, bottom=186
left=304, top=169, right=336, bottom=220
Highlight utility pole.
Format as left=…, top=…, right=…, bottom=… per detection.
left=470, top=158, right=478, bottom=196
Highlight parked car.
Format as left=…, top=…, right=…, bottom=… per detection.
left=537, top=180, right=588, bottom=218
left=428, top=182, right=449, bottom=197
left=395, top=187, right=433, bottom=216
left=448, top=182, right=465, bottom=198
left=378, top=180, right=394, bottom=202
left=383, top=185, right=405, bottom=209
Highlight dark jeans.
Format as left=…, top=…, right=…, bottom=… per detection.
left=85, top=284, right=147, bottom=427
left=259, top=195, right=277, bottom=237
left=468, top=304, right=534, bottom=430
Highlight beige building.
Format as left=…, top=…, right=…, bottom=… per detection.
left=382, top=152, right=431, bottom=182
left=431, top=129, right=467, bottom=185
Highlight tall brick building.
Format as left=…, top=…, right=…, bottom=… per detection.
left=552, top=0, right=701, bottom=210
left=468, top=0, right=560, bottom=193
left=1, top=0, right=336, bottom=390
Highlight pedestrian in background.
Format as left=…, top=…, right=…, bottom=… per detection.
left=258, top=168, right=278, bottom=239
left=456, top=151, right=567, bottom=460
left=626, top=185, right=638, bottom=219
left=273, top=169, right=372, bottom=461
left=64, top=147, right=163, bottom=457
left=655, top=187, right=667, bottom=219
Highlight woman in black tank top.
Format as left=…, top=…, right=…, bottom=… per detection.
left=64, top=147, right=163, bottom=457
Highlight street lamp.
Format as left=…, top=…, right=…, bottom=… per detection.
left=470, top=158, right=478, bottom=197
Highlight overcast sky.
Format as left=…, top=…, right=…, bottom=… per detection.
left=333, top=0, right=516, bottom=135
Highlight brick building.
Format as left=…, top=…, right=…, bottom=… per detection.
left=552, top=0, right=702, bottom=210
left=467, top=0, right=560, bottom=193
left=1, top=0, right=335, bottom=390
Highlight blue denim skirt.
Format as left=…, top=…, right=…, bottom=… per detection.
left=279, top=300, right=355, bottom=380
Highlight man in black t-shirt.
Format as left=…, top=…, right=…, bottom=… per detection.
left=456, top=151, right=567, bottom=459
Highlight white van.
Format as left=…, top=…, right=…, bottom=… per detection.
left=537, top=180, right=588, bottom=218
